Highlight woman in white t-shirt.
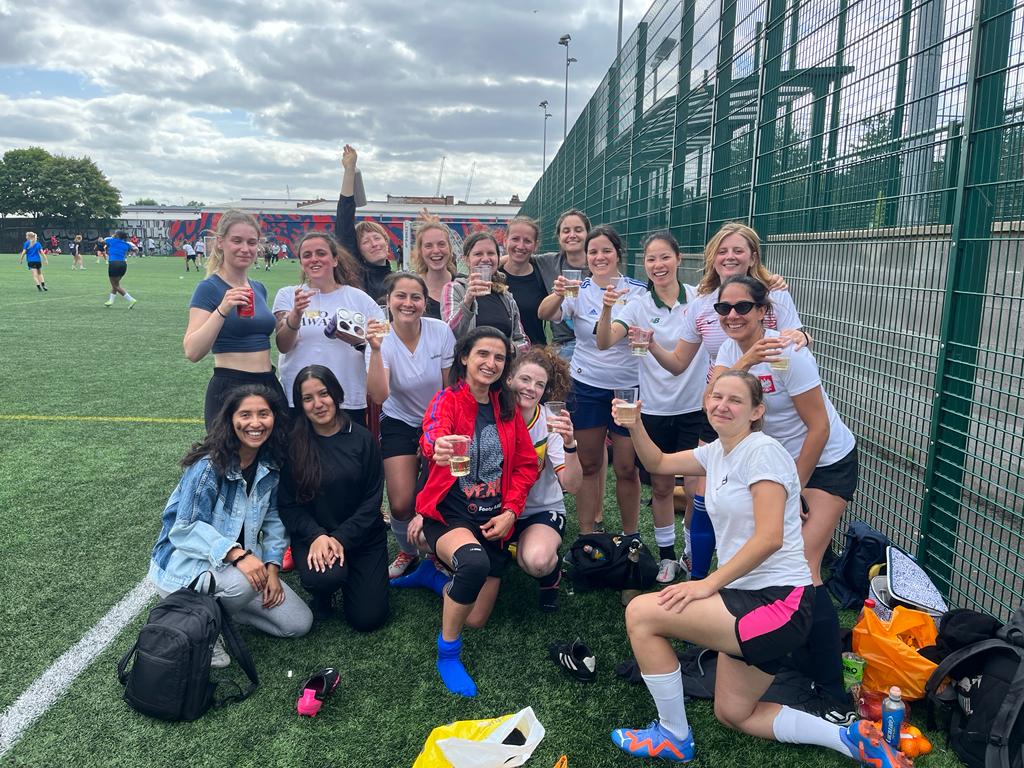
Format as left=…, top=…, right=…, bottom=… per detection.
left=712, top=274, right=858, bottom=705
left=596, top=231, right=710, bottom=583
left=365, top=272, right=455, bottom=579
left=507, top=347, right=582, bottom=612
left=273, top=231, right=383, bottom=424
left=538, top=225, right=647, bottom=537
left=608, top=372, right=902, bottom=768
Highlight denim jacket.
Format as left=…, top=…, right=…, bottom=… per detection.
left=148, top=454, right=287, bottom=592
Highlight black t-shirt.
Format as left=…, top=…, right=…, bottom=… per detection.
left=425, top=296, right=442, bottom=321
left=500, top=268, right=548, bottom=345
left=439, top=404, right=504, bottom=524
left=474, top=293, right=513, bottom=339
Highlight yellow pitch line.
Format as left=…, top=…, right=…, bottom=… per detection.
left=0, top=414, right=202, bottom=425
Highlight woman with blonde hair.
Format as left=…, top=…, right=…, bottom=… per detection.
left=184, top=210, right=287, bottom=428
left=18, top=231, right=47, bottom=291
left=71, top=234, right=85, bottom=271
left=410, top=212, right=458, bottom=320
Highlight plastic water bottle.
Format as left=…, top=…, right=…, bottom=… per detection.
left=881, top=686, right=904, bottom=748
left=582, top=545, right=605, bottom=561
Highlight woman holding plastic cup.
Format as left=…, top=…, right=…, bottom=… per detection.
left=538, top=224, right=647, bottom=537
left=411, top=326, right=539, bottom=697
left=595, top=231, right=712, bottom=582
left=712, top=274, right=857, bottom=705
left=442, top=231, right=529, bottom=353
left=273, top=231, right=383, bottom=426
left=184, top=210, right=288, bottom=428
left=533, top=209, right=592, bottom=361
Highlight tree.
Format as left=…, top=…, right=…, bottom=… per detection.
left=133, top=198, right=158, bottom=205
left=185, top=200, right=205, bottom=208
left=0, top=147, right=52, bottom=218
left=37, top=156, right=121, bottom=223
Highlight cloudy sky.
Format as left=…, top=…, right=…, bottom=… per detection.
left=0, top=0, right=650, bottom=207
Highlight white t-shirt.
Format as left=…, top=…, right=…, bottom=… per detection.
left=558, top=276, right=647, bottom=390
left=681, top=289, right=801, bottom=379
left=273, top=284, right=384, bottom=408
left=371, top=317, right=455, bottom=427
left=694, top=431, right=812, bottom=590
left=183, top=243, right=195, bottom=256
left=522, top=405, right=567, bottom=517
left=715, top=329, right=856, bottom=466
left=614, top=283, right=709, bottom=415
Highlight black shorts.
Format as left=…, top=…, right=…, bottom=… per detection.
left=720, top=584, right=815, bottom=674
left=806, top=447, right=859, bottom=501
left=510, top=510, right=567, bottom=543
left=204, top=366, right=286, bottom=429
left=27, top=262, right=42, bottom=271
left=108, top=261, right=127, bottom=279
left=421, top=513, right=510, bottom=578
left=379, top=415, right=421, bottom=459
left=641, top=411, right=708, bottom=455
left=186, top=254, right=197, bottom=262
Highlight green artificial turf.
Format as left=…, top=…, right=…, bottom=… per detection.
left=0, top=255, right=961, bottom=767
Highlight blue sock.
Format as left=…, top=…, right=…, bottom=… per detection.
left=391, top=558, right=450, bottom=596
left=436, top=633, right=477, bottom=697
left=689, top=495, right=716, bottom=580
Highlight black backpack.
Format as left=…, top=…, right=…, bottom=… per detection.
left=566, top=533, right=658, bottom=592
left=826, top=520, right=890, bottom=609
left=117, top=575, right=259, bottom=721
left=925, top=605, right=1024, bottom=768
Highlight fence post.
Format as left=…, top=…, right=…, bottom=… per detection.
left=669, top=0, right=697, bottom=238
left=918, top=0, right=1011, bottom=595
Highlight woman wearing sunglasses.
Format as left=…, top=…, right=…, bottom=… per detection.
left=711, top=274, right=857, bottom=710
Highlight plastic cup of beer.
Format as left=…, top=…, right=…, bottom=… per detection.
left=304, top=287, right=320, bottom=320
left=629, top=327, right=653, bottom=356
left=770, top=348, right=789, bottom=371
left=474, top=265, right=493, bottom=293
left=562, top=269, right=582, bottom=298
left=376, top=302, right=391, bottom=336
left=615, top=275, right=630, bottom=305
left=614, top=387, right=639, bottom=425
left=448, top=436, right=471, bottom=477
left=544, top=401, right=565, bottom=432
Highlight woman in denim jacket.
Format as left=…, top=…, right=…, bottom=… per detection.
left=148, top=385, right=312, bottom=665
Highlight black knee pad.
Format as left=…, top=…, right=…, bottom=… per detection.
left=446, top=543, right=490, bottom=604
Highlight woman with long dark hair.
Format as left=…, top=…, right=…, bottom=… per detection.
left=148, top=385, right=312, bottom=667
left=534, top=209, right=592, bottom=360
left=409, top=327, right=539, bottom=697
left=277, top=366, right=389, bottom=630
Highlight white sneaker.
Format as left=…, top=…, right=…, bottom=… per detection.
left=656, top=558, right=684, bottom=584
left=211, top=636, right=231, bottom=668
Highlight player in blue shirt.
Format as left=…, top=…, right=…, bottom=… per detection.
left=18, top=231, right=48, bottom=291
left=103, top=231, right=138, bottom=308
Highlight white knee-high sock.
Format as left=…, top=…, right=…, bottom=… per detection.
left=772, top=705, right=852, bottom=757
left=641, top=667, right=690, bottom=741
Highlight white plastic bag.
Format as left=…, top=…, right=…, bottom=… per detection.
left=435, top=707, right=545, bottom=768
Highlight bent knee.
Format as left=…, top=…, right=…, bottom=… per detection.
left=714, top=699, right=753, bottom=731
left=518, top=549, right=558, bottom=578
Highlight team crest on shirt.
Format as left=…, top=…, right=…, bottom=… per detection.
left=534, top=437, right=548, bottom=471
left=758, top=374, right=776, bottom=393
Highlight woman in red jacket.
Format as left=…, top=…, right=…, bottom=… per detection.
left=409, top=326, right=539, bottom=697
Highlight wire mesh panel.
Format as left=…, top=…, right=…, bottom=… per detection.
left=520, top=0, right=1024, bottom=619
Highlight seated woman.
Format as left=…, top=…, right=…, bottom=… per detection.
left=608, top=372, right=902, bottom=768
left=148, top=386, right=312, bottom=667
left=508, top=347, right=582, bottom=611
left=278, top=365, right=389, bottom=631
left=409, top=327, right=539, bottom=697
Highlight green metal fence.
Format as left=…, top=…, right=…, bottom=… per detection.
left=520, top=0, right=1024, bottom=620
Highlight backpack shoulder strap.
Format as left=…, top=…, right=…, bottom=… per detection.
left=986, top=645, right=1024, bottom=768
left=116, top=640, right=139, bottom=686
left=926, top=638, right=1011, bottom=698
left=214, top=599, right=259, bottom=706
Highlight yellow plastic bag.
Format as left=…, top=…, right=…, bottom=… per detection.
left=851, top=605, right=938, bottom=700
left=413, top=707, right=546, bottom=768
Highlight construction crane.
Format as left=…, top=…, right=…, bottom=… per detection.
left=464, top=161, right=476, bottom=204
left=435, top=156, right=446, bottom=197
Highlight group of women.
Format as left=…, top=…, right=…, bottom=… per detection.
left=144, top=151, right=902, bottom=766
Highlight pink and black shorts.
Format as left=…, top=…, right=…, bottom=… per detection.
left=719, top=584, right=814, bottom=674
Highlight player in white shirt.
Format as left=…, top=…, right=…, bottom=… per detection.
left=538, top=225, right=647, bottom=538
left=609, top=371, right=906, bottom=768
left=365, top=272, right=455, bottom=578
left=596, top=232, right=711, bottom=583
left=273, top=231, right=384, bottom=421
left=712, top=274, right=858, bottom=706
left=507, top=347, right=582, bottom=612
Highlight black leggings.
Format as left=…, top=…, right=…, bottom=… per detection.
left=291, top=537, right=390, bottom=632
left=203, top=367, right=287, bottom=428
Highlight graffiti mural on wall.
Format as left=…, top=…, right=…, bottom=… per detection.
left=167, top=213, right=509, bottom=269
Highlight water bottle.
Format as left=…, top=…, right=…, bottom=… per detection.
left=856, top=598, right=877, bottom=623
left=881, top=686, right=904, bottom=748
left=582, top=545, right=605, bottom=561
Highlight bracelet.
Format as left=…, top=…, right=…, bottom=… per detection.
left=564, top=443, right=578, bottom=453
left=229, top=549, right=252, bottom=567
left=215, top=307, right=228, bottom=319
left=285, top=317, right=300, bottom=331
left=800, top=329, right=810, bottom=345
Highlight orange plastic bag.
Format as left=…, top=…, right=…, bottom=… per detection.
left=851, top=605, right=938, bottom=700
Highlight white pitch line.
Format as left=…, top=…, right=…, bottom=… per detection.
left=0, top=579, right=156, bottom=758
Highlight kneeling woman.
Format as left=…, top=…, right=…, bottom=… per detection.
left=412, top=327, right=539, bottom=697
left=609, top=372, right=902, bottom=768
left=508, top=347, right=582, bottom=611
left=148, top=386, right=312, bottom=660
left=278, top=365, right=389, bottom=631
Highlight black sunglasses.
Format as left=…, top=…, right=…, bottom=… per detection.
left=713, top=300, right=761, bottom=316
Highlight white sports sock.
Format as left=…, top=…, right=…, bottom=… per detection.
left=108, top=293, right=116, bottom=302
left=389, top=517, right=417, bottom=555
left=654, top=523, right=676, bottom=549
left=772, top=705, right=852, bottom=757
left=641, top=667, right=689, bottom=741
left=124, top=293, right=135, bottom=301
left=684, top=526, right=692, bottom=559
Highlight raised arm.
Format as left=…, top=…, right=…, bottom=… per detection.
left=334, top=144, right=358, bottom=257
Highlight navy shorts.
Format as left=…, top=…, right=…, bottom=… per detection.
left=421, top=513, right=510, bottom=578
left=641, top=411, right=709, bottom=454
left=108, top=261, right=127, bottom=279
left=720, top=584, right=815, bottom=674
left=806, top=447, right=859, bottom=502
left=379, top=415, right=421, bottom=460
left=510, top=509, right=566, bottom=543
left=571, top=378, right=630, bottom=436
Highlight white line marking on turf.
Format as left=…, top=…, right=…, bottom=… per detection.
left=0, top=579, right=156, bottom=758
